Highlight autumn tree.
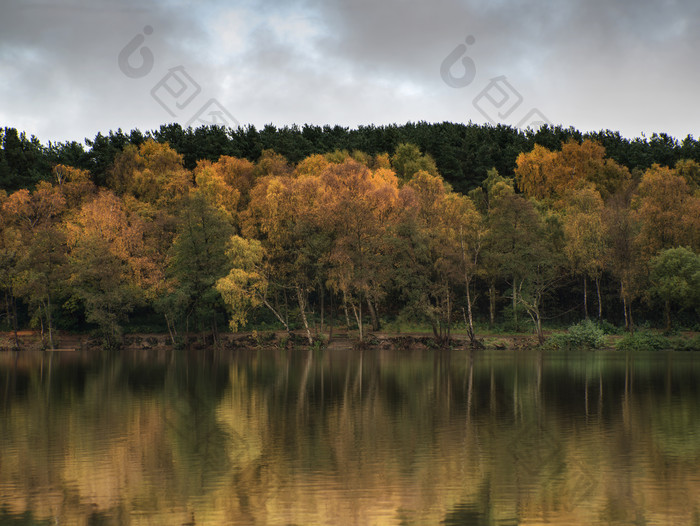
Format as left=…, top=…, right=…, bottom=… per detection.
left=515, top=140, right=630, bottom=201
left=51, top=164, right=96, bottom=209
left=322, top=160, right=400, bottom=341
left=399, top=171, right=483, bottom=344
left=604, top=185, right=643, bottom=331
left=243, top=168, right=329, bottom=344
left=110, top=140, right=192, bottom=207
left=633, top=165, right=700, bottom=259
left=65, top=191, right=153, bottom=347
left=216, top=236, right=271, bottom=332
left=3, top=182, right=68, bottom=348
left=197, top=155, right=255, bottom=209
left=514, top=144, right=559, bottom=200
left=192, top=159, right=241, bottom=225
left=562, top=186, right=607, bottom=319
left=675, top=159, right=700, bottom=192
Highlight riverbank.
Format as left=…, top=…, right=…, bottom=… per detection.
left=0, top=329, right=538, bottom=351
left=2, top=328, right=699, bottom=352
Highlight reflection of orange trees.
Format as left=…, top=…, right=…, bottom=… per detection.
left=4, top=352, right=700, bottom=524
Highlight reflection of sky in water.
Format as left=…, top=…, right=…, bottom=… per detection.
left=1, top=349, right=700, bottom=525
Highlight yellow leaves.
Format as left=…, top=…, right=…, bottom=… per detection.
left=515, top=140, right=630, bottom=201
left=320, top=160, right=401, bottom=235
left=561, top=186, right=606, bottom=275
left=675, top=159, right=700, bottom=191
left=216, top=236, right=267, bottom=331
left=294, top=154, right=329, bottom=178
left=53, top=165, right=96, bottom=208
left=52, top=164, right=90, bottom=185
left=111, top=140, right=191, bottom=207
left=2, top=189, right=31, bottom=219
left=407, top=170, right=451, bottom=222
left=201, top=155, right=256, bottom=206
left=193, top=162, right=241, bottom=224
left=3, top=183, right=66, bottom=230
left=66, top=191, right=160, bottom=295
left=515, top=144, right=558, bottom=199
left=254, top=149, right=291, bottom=178
left=633, top=164, right=700, bottom=258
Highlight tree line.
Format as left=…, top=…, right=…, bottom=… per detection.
left=1, top=123, right=699, bottom=349
left=3, top=122, right=700, bottom=195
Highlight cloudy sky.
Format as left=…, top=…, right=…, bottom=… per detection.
left=1, top=0, right=699, bottom=144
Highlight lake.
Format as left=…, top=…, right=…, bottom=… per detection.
left=2, top=348, right=700, bottom=525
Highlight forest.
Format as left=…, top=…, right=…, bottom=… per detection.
left=0, top=121, right=699, bottom=349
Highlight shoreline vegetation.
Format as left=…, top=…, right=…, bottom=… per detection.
left=1, top=122, right=699, bottom=350
left=2, top=325, right=700, bottom=353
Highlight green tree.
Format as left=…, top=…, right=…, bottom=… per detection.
left=391, top=143, right=438, bottom=182
left=485, top=193, right=563, bottom=341
left=649, top=247, right=700, bottom=330
left=164, top=192, right=234, bottom=344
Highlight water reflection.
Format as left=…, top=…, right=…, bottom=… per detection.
left=2, top=349, right=700, bottom=525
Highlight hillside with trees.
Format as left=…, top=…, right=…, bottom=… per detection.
left=1, top=122, right=699, bottom=349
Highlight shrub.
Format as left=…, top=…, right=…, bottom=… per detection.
left=667, top=335, right=700, bottom=352
left=547, top=320, right=607, bottom=350
left=596, top=319, right=622, bottom=335
left=615, top=331, right=668, bottom=351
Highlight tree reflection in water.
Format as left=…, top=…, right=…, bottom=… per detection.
left=1, top=349, right=699, bottom=525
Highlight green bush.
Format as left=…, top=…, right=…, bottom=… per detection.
left=615, top=331, right=668, bottom=351
left=547, top=320, right=607, bottom=350
left=668, top=335, right=700, bottom=352
left=596, top=319, right=622, bottom=335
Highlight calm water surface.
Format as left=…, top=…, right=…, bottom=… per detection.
left=2, top=348, right=700, bottom=525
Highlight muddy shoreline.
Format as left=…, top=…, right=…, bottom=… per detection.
left=1, top=329, right=550, bottom=352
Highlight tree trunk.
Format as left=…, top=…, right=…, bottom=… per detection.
left=445, top=283, right=452, bottom=343
left=622, top=284, right=635, bottom=334
left=512, top=277, right=518, bottom=331
left=343, top=291, right=351, bottom=329
left=45, top=295, right=55, bottom=350
left=664, top=299, right=671, bottom=332
left=628, top=300, right=634, bottom=333
left=595, top=275, right=602, bottom=321
left=432, top=321, right=440, bottom=342
left=583, top=276, right=589, bottom=319
left=260, top=297, right=291, bottom=334
left=367, top=297, right=380, bottom=332
left=535, top=310, right=544, bottom=344
left=465, top=276, right=476, bottom=344
left=164, top=313, right=177, bottom=345
left=328, top=290, right=334, bottom=342
left=11, top=294, right=19, bottom=350
left=39, top=315, right=45, bottom=349
left=352, top=301, right=364, bottom=342
left=319, top=282, right=325, bottom=335
left=489, top=282, right=496, bottom=329
left=212, top=315, right=220, bottom=349
left=296, top=285, right=313, bottom=345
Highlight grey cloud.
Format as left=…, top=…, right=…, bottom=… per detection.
left=1, top=0, right=699, bottom=142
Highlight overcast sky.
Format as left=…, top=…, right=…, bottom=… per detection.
left=1, top=0, right=698, bottom=145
